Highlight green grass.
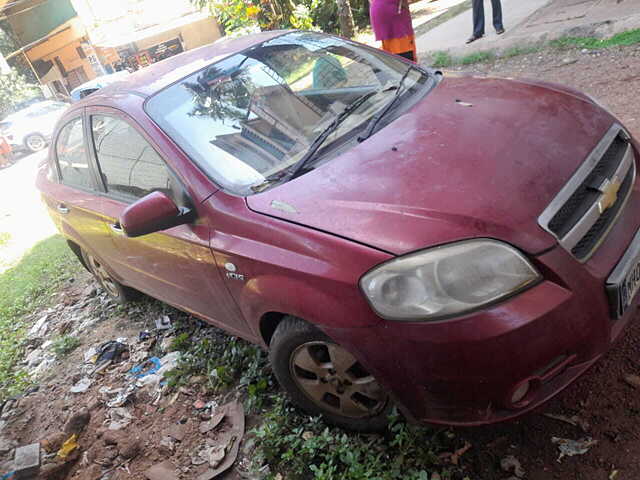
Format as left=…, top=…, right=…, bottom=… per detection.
left=52, top=335, right=81, bottom=357
left=459, top=50, right=495, bottom=65
left=502, top=45, right=541, bottom=58
left=0, top=235, right=80, bottom=399
left=551, top=28, right=640, bottom=50
left=431, top=51, right=454, bottom=67
left=0, top=232, right=10, bottom=248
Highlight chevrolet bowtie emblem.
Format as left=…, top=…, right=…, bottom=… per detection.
left=597, top=177, right=622, bottom=214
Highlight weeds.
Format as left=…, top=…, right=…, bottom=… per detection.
left=52, top=335, right=81, bottom=357
left=0, top=235, right=80, bottom=400
left=250, top=396, right=458, bottom=480
left=0, top=232, right=9, bottom=248
left=460, top=50, right=495, bottom=65
left=502, top=45, right=540, bottom=58
left=431, top=51, right=454, bottom=67
left=165, top=322, right=274, bottom=412
left=551, top=28, right=640, bottom=50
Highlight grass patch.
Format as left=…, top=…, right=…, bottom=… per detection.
left=0, top=235, right=80, bottom=400
left=502, top=45, right=541, bottom=58
left=431, top=51, right=454, bottom=67
left=460, top=50, right=495, bottom=65
left=52, top=335, right=81, bottom=357
left=551, top=28, right=640, bottom=50
left=251, top=397, right=460, bottom=479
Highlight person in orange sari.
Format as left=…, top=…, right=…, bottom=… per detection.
left=370, top=0, right=417, bottom=62
left=0, top=135, right=12, bottom=168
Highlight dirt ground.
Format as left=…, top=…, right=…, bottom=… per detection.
left=448, top=43, right=640, bottom=480
left=3, top=44, right=640, bottom=480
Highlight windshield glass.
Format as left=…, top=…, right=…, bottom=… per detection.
left=146, top=31, right=429, bottom=195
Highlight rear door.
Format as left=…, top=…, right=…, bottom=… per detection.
left=41, top=113, right=114, bottom=260
left=85, top=107, right=245, bottom=333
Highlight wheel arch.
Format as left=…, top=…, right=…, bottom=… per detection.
left=66, top=239, right=90, bottom=271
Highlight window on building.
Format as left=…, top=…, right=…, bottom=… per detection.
left=76, top=46, right=87, bottom=59
left=91, top=115, right=172, bottom=201
left=56, top=117, right=93, bottom=190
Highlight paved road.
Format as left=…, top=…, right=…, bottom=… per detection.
left=0, top=151, right=57, bottom=271
left=416, top=0, right=551, bottom=55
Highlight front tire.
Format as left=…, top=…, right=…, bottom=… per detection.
left=269, top=316, right=391, bottom=432
left=24, top=134, right=46, bottom=153
left=81, top=249, right=140, bottom=304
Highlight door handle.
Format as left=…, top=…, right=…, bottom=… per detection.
left=109, top=222, right=124, bottom=234
left=57, top=204, right=69, bottom=214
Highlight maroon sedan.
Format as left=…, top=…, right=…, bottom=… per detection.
left=37, top=31, right=640, bottom=430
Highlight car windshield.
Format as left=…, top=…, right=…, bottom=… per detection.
left=146, top=32, right=431, bottom=195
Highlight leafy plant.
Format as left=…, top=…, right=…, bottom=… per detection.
left=0, top=71, right=41, bottom=119
left=459, top=50, right=495, bottom=65
left=250, top=397, right=458, bottom=480
left=551, top=28, right=640, bottom=50
left=52, top=335, right=81, bottom=357
left=431, top=51, right=453, bottom=68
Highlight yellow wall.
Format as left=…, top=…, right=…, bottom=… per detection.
left=26, top=19, right=98, bottom=84
left=135, top=17, right=221, bottom=52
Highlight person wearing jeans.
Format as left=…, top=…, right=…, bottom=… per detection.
left=467, top=0, right=505, bottom=44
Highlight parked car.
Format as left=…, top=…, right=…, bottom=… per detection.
left=69, top=71, right=131, bottom=102
left=1, top=100, right=69, bottom=153
left=37, top=30, right=640, bottom=430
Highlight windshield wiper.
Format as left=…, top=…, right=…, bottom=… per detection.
left=288, top=91, right=377, bottom=180
left=358, top=64, right=417, bottom=143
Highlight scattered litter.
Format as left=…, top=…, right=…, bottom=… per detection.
left=155, top=315, right=172, bottom=330
left=439, top=441, right=471, bottom=465
left=610, top=470, right=619, bottom=480
left=0, top=471, right=15, bottom=479
left=159, top=436, right=176, bottom=455
left=199, top=412, right=225, bottom=434
left=28, top=314, right=49, bottom=338
left=107, top=408, right=134, bottom=431
left=83, top=346, right=99, bottom=363
left=157, top=352, right=180, bottom=377
left=96, top=340, right=128, bottom=365
left=197, top=401, right=244, bottom=480
left=623, top=374, right=640, bottom=388
left=500, top=455, right=525, bottom=478
left=70, top=377, right=93, bottom=394
left=131, top=357, right=162, bottom=379
left=194, top=399, right=206, bottom=410
left=139, top=331, right=151, bottom=342
left=552, top=437, right=597, bottom=462
left=56, top=434, right=78, bottom=460
left=544, top=413, right=590, bottom=432
left=107, top=384, right=136, bottom=408
left=14, top=443, right=40, bottom=478
left=165, top=424, right=187, bottom=442
left=208, top=446, right=226, bottom=468
left=191, top=445, right=210, bottom=466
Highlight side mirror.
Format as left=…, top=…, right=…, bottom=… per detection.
left=120, top=191, right=193, bottom=238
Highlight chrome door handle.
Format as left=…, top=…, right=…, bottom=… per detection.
left=57, top=204, right=69, bottom=214
left=109, top=222, right=123, bottom=234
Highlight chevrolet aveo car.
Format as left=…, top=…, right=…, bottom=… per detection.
left=37, top=31, right=640, bottom=431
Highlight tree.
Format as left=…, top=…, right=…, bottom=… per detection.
left=336, top=0, right=355, bottom=38
left=0, top=71, right=41, bottom=118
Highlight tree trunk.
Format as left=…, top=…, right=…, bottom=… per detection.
left=336, top=0, right=356, bottom=38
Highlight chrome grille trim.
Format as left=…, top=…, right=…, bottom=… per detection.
left=538, top=124, right=636, bottom=261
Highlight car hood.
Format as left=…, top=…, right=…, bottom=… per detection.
left=247, top=75, right=614, bottom=256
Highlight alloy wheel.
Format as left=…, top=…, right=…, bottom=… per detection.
left=289, top=341, right=388, bottom=418
left=26, top=135, right=45, bottom=152
left=86, top=254, right=120, bottom=298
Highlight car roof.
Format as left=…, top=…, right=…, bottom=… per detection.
left=76, top=30, right=290, bottom=108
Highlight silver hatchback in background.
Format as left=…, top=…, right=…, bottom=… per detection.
left=0, top=100, right=69, bottom=154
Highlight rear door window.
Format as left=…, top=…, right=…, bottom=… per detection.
left=56, top=117, right=93, bottom=190
left=90, top=115, right=172, bottom=201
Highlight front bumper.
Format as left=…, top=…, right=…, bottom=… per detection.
left=324, top=147, right=640, bottom=426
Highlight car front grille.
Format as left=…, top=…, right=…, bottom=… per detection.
left=539, top=125, right=636, bottom=262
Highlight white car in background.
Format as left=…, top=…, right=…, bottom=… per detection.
left=0, top=101, right=69, bottom=153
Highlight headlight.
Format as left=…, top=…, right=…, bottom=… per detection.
left=360, top=239, right=541, bottom=321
